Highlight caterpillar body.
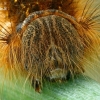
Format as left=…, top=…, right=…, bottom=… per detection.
left=0, top=0, right=100, bottom=92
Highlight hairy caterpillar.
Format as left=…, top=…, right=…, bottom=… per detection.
left=0, top=0, right=100, bottom=92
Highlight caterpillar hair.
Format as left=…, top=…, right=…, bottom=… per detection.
left=0, top=0, right=100, bottom=92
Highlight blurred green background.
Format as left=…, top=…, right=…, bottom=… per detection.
left=0, top=75, right=100, bottom=100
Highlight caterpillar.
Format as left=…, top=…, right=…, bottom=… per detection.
left=0, top=0, right=100, bottom=93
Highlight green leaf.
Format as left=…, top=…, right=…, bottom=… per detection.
left=0, top=75, right=100, bottom=100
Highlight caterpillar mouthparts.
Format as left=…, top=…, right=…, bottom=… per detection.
left=0, top=0, right=100, bottom=92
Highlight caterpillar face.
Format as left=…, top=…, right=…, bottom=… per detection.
left=0, top=0, right=100, bottom=93
left=21, top=10, right=85, bottom=92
